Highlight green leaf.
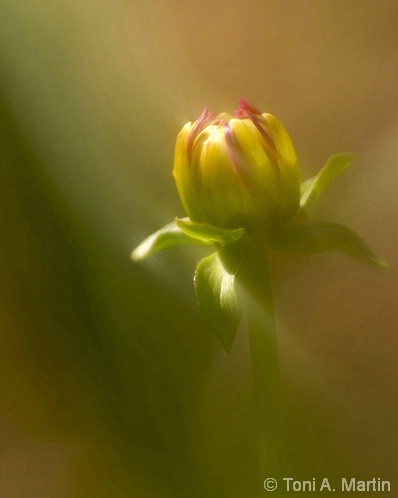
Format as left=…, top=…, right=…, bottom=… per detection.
left=195, top=252, right=242, bottom=353
left=176, top=218, right=245, bottom=246
left=276, top=223, right=389, bottom=268
left=131, top=220, right=212, bottom=261
left=299, top=153, right=356, bottom=213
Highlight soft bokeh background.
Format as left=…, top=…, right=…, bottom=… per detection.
left=0, top=1, right=397, bottom=496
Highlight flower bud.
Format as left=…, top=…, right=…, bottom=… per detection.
left=173, top=99, right=300, bottom=231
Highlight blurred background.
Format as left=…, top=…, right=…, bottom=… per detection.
left=0, top=0, right=397, bottom=496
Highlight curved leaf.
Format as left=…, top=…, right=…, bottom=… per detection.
left=195, top=252, right=242, bottom=353
left=131, top=220, right=211, bottom=261
left=276, top=223, right=389, bottom=268
left=177, top=218, right=245, bottom=246
left=300, top=153, right=356, bottom=213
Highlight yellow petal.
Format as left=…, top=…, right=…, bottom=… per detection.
left=172, top=122, right=208, bottom=222
left=194, top=126, right=246, bottom=228
left=229, top=118, right=280, bottom=208
left=262, top=113, right=300, bottom=220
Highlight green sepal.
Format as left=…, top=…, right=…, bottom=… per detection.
left=131, top=220, right=212, bottom=261
left=176, top=218, right=245, bottom=246
left=194, top=251, right=242, bottom=353
left=299, top=153, right=356, bottom=213
left=275, top=223, right=389, bottom=268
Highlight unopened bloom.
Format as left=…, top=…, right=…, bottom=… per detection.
left=133, top=99, right=387, bottom=352
left=173, top=99, right=300, bottom=231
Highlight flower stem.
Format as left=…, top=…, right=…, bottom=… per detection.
left=238, top=241, right=285, bottom=483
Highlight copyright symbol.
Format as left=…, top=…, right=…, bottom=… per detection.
left=264, top=478, right=278, bottom=492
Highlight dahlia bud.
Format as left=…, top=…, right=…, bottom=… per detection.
left=173, top=99, right=300, bottom=231
left=133, top=99, right=387, bottom=353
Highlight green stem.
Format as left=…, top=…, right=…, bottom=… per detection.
left=238, top=242, right=285, bottom=483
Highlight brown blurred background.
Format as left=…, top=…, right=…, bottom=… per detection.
left=0, top=1, right=397, bottom=497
